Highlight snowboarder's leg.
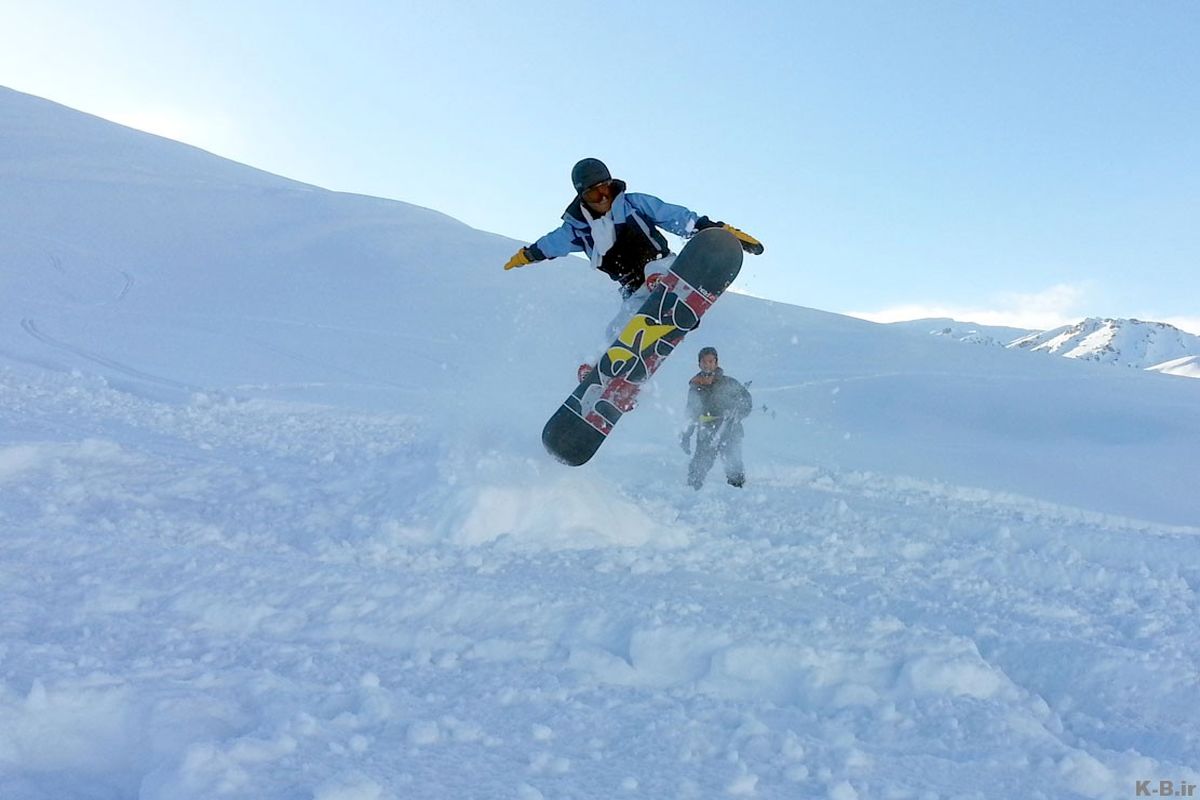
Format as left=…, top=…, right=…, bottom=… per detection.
left=600, top=289, right=650, bottom=352
left=719, top=424, right=745, bottom=487
left=643, top=254, right=674, bottom=286
left=599, top=255, right=678, bottom=345
left=688, top=424, right=719, bottom=489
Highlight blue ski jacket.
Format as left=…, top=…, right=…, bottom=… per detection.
left=526, top=180, right=701, bottom=297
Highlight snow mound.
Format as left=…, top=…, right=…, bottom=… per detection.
left=445, top=474, right=691, bottom=550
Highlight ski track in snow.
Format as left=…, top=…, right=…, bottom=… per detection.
left=1, top=368, right=1197, bottom=800
left=20, top=318, right=200, bottom=393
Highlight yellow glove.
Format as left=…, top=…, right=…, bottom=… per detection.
left=722, top=224, right=764, bottom=255
left=503, top=248, right=533, bottom=270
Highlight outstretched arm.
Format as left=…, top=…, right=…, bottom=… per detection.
left=503, top=223, right=585, bottom=270
left=695, top=217, right=765, bottom=255
left=626, top=193, right=699, bottom=238
left=625, top=192, right=764, bottom=254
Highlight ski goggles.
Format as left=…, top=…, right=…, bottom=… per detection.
left=580, top=181, right=613, bottom=204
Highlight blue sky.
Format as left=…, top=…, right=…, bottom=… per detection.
left=3, top=1, right=1197, bottom=332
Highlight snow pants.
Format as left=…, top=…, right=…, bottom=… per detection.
left=688, top=420, right=745, bottom=489
left=601, top=255, right=676, bottom=344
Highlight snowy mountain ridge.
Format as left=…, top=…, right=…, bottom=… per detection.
left=886, top=318, right=1035, bottom=348
left=1010, top=317, right=1200, bottom=374
left=898, top=315, right=1200, bottom=378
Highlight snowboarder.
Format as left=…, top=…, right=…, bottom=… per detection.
left=680, top=346, right=752, bottom=489
left=502, top=158, right=763, bottom=379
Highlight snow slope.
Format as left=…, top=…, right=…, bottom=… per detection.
left=1148, top=355, right=1200, bottom=379
left=3, top=86, right=1200, bottom=800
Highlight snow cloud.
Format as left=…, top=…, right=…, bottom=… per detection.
left=845, top=283, right=1090, bottom=330
left=106, top=106, right=242, bottom=154
left=1155, top=315, right=1200, bottom=336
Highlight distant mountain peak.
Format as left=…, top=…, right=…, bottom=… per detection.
left=1009, top=317, right=1200, bottom=375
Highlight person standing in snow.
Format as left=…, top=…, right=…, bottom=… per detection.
left=680, top=346, right=752, bottom=489
left=503, top=158, right=764, bottom=379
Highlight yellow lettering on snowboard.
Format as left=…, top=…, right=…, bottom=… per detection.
left=607, top=315, right=675, bottom=364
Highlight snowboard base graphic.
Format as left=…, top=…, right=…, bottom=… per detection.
left=542, top=228, right=744, bottom=466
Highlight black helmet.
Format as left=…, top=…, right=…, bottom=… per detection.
left=698, top=346, right=719, bottom=363
left=571, top=158, right=611, bottom=194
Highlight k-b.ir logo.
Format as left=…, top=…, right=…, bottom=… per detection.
left=1136, top=779, right=1197, bottom=797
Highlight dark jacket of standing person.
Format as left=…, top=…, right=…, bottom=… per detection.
left=681, top=347, right=752, bottom=489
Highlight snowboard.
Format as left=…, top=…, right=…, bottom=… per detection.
left=542, top=227, right=744, bottom=466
